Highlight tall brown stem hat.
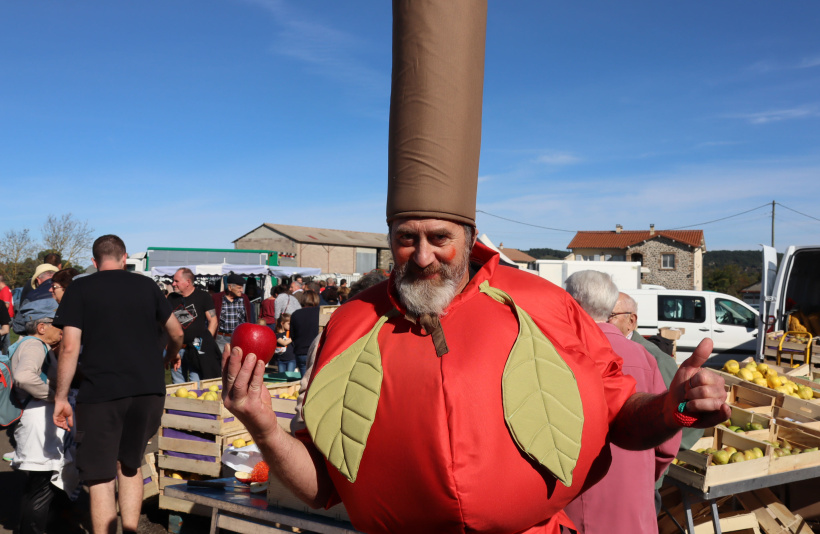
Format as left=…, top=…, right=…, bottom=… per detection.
left=386, top=0, right=487, bottom=227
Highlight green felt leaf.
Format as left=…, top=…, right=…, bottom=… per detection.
left=480, top=281, right=584, bottom=487
left=303, top=314, right=392, bottom=483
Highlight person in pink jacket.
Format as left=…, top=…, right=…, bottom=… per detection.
left=564, top=271, right=681, bottom=534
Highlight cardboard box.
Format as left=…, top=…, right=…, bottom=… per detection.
left=659, top=327, right=685, bottom=340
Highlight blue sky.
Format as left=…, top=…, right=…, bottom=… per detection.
left=2, top=1, right=819, bottom=266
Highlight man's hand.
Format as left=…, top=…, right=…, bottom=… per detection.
left=222, top=344, right=280, bottom=439
left=53, top=398, right=73, bottom=431
left=664, top=338, right=731, bottom=428
left=164, top=351, right=181, bottom=371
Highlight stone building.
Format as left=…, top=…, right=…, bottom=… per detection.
left=233, top=223, right=392, bottom=274
left=566, top=225, right=706, bottom=290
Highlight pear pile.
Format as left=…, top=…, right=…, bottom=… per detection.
left=722, top=360, right=815, bottom=400
left=719, top=419, right=765, bottom=434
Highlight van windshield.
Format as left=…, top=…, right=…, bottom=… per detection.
left=782, top=249, right=820, bottom=332
left=658, top=296, right=705, bottom=323
left=715, top=298, right=756, bottom=327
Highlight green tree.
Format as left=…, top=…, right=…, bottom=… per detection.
left=704, top=264, right=757, bottom=297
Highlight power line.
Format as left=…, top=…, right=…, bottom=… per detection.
left=476, top=210, right=576, bottom=233
left=479, top=201, right=813, bottom=236
left=776, top=202, right=820, bottom=223
left=668, top=203, right=772, bottom=230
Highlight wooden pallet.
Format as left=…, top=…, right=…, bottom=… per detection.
left=736, top=488, right=815, bottom=534
left=659, top=490, right=760, bottom=534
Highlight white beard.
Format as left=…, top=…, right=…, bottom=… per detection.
left=393, top=246, right=470, bottom=317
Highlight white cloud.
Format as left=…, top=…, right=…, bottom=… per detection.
left=797, top=56, right=820, bottom=69
left=746, top=55, right=820, bottom=73
left=537, top=152, right=581, bottom=165
left=724, top=106, right=819, bottom=124
left=242, top=0, right=387, bottom=100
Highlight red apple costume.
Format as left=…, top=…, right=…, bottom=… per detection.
left=301, top=242, right=637, bottom=533
left=299, top=2, right=637, bottom=532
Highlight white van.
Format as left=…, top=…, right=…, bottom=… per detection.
left=624, top=289, right=759, bottom=354
left=758, top=245, right=820, bottom=358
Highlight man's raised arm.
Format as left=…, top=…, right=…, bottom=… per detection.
left=610, top=338, right=730, bottom=451
left=222, top=346, right=333, bottom=508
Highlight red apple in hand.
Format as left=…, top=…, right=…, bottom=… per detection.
left=231, top=323, right=277, bottom=365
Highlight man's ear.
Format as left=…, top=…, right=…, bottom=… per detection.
left=91, top=258, right=98, bottom=269
left=470, top=227, right=478, bottom=247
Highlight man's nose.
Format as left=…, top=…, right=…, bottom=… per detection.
left=412, top=239, right=436, bottom=268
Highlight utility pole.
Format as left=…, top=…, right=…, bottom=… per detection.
left=771, top=200, right=775, bottom=248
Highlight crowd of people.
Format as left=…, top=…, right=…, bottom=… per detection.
left=0, top=238, right=354, bottom=533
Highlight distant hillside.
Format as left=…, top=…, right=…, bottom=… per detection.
left=703, top=250, right=764, bottom=272
left=524, top=247, right=569, bottom=260
left=703, top=249, right=782, bottom=297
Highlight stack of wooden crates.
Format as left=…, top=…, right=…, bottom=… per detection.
left=157, top=378, right=253, bottom=515
left=155, top=377, right=301, bottom=515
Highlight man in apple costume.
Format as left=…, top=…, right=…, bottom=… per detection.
left=222, top=2, right=730, bottom=533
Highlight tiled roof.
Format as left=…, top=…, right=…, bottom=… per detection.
left=499, top=247, right=536, bottom=263
left=567, top=230, right=704, bottom=250
left=235, top=224, right=388, bottom=248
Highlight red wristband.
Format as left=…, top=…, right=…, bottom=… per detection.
left=673, top=401, right=698, bottom=427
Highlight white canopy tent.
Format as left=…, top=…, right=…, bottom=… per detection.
left=149, top=264, right=321, bottom=278
left=149, top=264, right=323, bottom=297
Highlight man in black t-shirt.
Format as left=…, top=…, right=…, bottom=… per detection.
left=52, top=235, right=183, bottom=534
left=168, top=267, right=221, bottom=381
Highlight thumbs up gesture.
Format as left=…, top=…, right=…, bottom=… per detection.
left=666, top=338, right=731, bottom=428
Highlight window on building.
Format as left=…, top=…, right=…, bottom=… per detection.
left=356, top=248, right=377, bottom=273
left=608, top=255, right=625, bottom=262
left=661, top=254, right=676, bottom=269
left=658, top=296, right=705, bottom=323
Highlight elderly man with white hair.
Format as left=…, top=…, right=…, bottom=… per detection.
left=564, top=271, right=680, bottom=534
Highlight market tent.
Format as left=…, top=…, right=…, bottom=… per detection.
left=150, top=264, right=321, bottom=278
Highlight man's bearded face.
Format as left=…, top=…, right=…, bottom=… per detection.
left=390, top=219, right=473, bottom=317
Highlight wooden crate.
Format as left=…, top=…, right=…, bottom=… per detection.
left=141, top=453, right=159, bottom=500
left=772, top=407, right=820, bottom=430
left=735, top=488, right=815, bottom=534
left=266, top=473, right=351, bottom=523
left=728, top=384, right=780, bottom=414
left=726, top=405, right=772, bottom=440
left=767, top=421, right=820, bottom=475
left=780, top=395, right=820, bottom=421
left=158, top=426, right=253, bottom=479
left=668, top=429, right=771, bottom=492
left=163, top=384, right=243, bottom=435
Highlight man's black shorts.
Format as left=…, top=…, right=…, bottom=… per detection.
left=75, top=394, right=164, bottom=481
